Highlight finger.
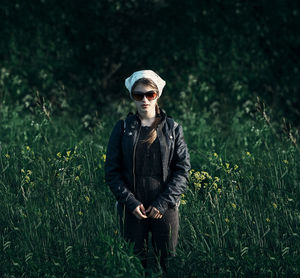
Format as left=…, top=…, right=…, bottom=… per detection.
left=150, top=209, right=160, bottom=219
left=134, top=211, right=144, bottom=220
left=152, top=207, right=160, bottom=215
left=153, top=208, right=162, bottom=219
left=139, top=213, right=147, bottom=219
left=148, top=209, right=155, bottom=218
left=140, top=204, right=146, bottom=215
left=133, top=207, right=146, bottom=219
left=153, top=207, right=160, bottom=214
left=137, top=207, right=147, bottom=219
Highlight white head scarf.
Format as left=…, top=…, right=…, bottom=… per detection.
left=125, top=70, right=166, bottom=99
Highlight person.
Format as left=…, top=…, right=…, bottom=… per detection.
left=104, top=69, right=191, bottom=274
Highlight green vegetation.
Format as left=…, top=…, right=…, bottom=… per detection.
left=1, top=0, right=299, bottom=125
left=1, top=0, right=299, bottom=276
left=1, top=101, right=299, bottom=277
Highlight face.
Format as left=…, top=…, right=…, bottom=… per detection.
left=132, top=84, right=158, bottom=114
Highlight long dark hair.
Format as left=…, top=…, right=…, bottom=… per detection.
left=131, top=78, right=161, bottom=145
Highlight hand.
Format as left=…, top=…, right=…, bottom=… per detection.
left=132, top=204, right=148, bottom=220
left=145, top=206, right=163, bottom=219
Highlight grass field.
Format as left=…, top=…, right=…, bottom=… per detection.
left=0, top=103, right=299, bottom=277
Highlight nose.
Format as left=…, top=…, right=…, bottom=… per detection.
left=142, top=95, right=149, bottom=103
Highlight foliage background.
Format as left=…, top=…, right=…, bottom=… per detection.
left=0, top=0, right=299, bottom=124
left=1, top=0, right=300, bottom=277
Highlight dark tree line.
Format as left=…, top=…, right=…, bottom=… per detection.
left=0, top=0, right=299, bottom=125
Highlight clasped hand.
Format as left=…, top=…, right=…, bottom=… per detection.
left=133, top=204, right=162, bottom=220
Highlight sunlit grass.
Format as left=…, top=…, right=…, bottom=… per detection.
left=0, top=104, right=299, bottom=277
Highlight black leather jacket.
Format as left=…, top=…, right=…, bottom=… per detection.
left=104, top=108, right=191, bottom=216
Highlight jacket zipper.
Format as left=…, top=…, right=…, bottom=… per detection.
left=133, top=124, right=142, bottom=194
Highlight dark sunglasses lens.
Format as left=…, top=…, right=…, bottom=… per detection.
left=132, top=91, right=158, bottom=101
left=132, top=93, right=144, bottom=101
left=146, top=92, right=157, bottom=100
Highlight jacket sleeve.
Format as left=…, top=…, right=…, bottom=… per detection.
left=151, top=124, right=191, bottom=215
left=104, top=120, right=142, bottom=213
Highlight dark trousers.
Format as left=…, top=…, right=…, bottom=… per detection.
left=118, top=206, right=179, bottom=272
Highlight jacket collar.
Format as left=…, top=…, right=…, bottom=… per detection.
left=131, top=107, right=167, bottom=128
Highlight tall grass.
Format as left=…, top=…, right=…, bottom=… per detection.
left=0, top=103, right=299, bottom=277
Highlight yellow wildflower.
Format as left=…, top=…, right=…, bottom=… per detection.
left=21, top=169, right=25, bottom=174
left=234, top=165, right=238, bottom=170
left=75, top=176, right=80, bottom=182
left=231, top=203, right=237, bottom=209
left=217, top=188, right=222, bottom=194
left=25, top=176, right=30, bottom=183
left=283, top=160, right=288, bottom=164
left=272, top=203, right=277, bottom=209
left=85, top=196, right=90, bottom=202
left=266, top=218, right=270, bottom=223
left=26, top=146, right=30, bottom=151
left=194, top=171, right=201, bottom=180
left=102, top=154, right=106, bottom=162
left=225, top=218, right=230, bottom=223
left=180, top=199, right=187, bottom=205
left=213, top=152, right=218, bottom=157
left=225, top=163, right=230, bottom=169
left=66, top=150, right=71, bottom=157
left=5, top=153, right=10, bottom=159
left=214, top=177, right=220, bottom=182
left=202, top=171, right=208, bottom=176
left=27, top=170, right=32, bottom=175
left=213, top=182, right=218, bottom=189
left=181, top=193, right=185, bottom=198
left=246, top=151, right=251, bottom=156
left=57, top=152, right=62, bottom=158
left=78, top=211, right=83, bottom=216
left=202, top=171, right=212, bottom=179
left=195, top=182, right=201, bottom=189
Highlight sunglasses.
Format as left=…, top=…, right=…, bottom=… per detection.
left=132, top=90, right=158, bottom=101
